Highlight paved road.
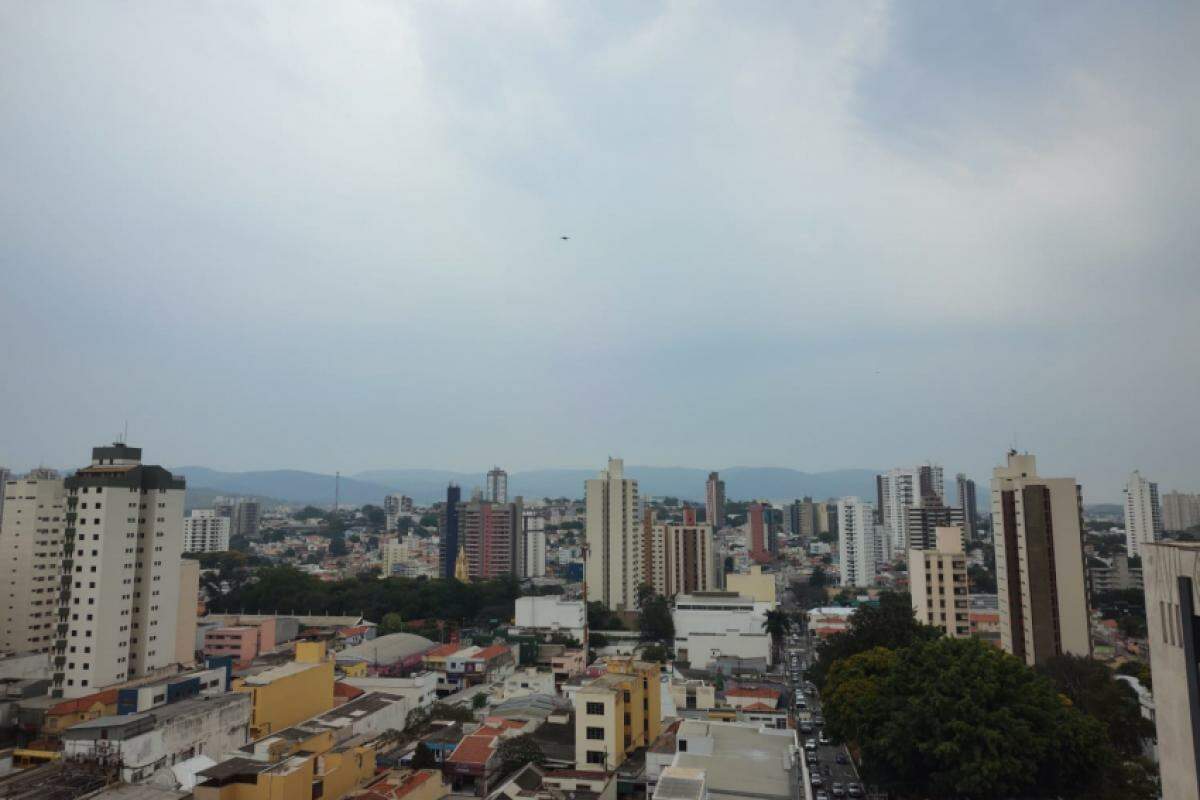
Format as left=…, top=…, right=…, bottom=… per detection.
left=785, top=624, right=863, bottom=799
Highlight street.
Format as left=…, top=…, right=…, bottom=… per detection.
left=784, top=617, right=864, bottom=800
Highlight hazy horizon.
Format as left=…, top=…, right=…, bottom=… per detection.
left=2, top=3, right=1197, bottom=503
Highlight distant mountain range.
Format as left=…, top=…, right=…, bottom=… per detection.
left=173, top=465, right=884, bottom=508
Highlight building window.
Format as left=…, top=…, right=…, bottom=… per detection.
left=586, top=751, right=605, bottom=765
left=586, top=702, right=604, bottom=715
left=586, top=727, right=605, bottom=740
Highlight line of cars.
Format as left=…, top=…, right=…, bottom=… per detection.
left=787, top=633, right=865, bottom=800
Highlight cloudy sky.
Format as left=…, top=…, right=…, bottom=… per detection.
left=2, top=2, right=1197, bottom=500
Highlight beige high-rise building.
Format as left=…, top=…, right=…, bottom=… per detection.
left=53, top=444, right=186, bottom=698
left=585, top=458, right=641, bottom=612
left=909, top=527, right=970, bottom=637
left=0, top=469, right=67, bottom=654
left=644, top=523, right=716, bottom=598
left=1142, top=541, right=1200, bottom=800
left=705, top=472, right=725, bottom=529
left=175, top=558, right=200, bottom=667
left=991, top=452, right=1090, bottom=666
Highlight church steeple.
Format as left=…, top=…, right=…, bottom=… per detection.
left=454, top=542, right=470, bottom=582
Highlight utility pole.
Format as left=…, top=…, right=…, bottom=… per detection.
left=582, top=539, right=590, bottom=660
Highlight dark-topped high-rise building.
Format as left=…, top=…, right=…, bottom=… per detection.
left=54, top=443, right=187, bottom=698
left=705, top=472, right=725, bottom=529
left=439, top=483, right=462, bottom=579
left=956, top=473, right=978, bottom=541
left=905, top=503, right=967, bottom=551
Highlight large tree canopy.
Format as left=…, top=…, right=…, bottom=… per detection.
left=808, top=591, right=940, bottom=688
left=208, top=566, right=522, bottom=627
left=823, top=637, right=1110, bottom=800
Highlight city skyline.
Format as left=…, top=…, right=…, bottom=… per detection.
left=1, top=4, right=1197, bottom=501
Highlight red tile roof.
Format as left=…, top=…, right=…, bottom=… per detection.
left=360, top=769, right=437, bottom=799
left=726, top=687, right=781, bottom=699
left=447, top=734, right=498, bottom=766
left=338, top=625, right=372, bottom=638
left=740, top=702, right=779, bottom=712
left=544, top=770, right=607, bottom=779
left=47, top=688, right=120, bottom=717
left=425, top=643, right=462, bottom=659
left=334, top=682, right=365, bottom=699
left=472, top=644, right=511, bottom=661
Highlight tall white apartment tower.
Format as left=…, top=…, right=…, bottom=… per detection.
left=519, top=508, right=547, bottom=579
left=837, top=497, right=877, bottom=588
left=0, top=469, right=67, bottom=654
left=585, top=458, right=641, bottom=611
left=486, top=467, right=508, bottom=504
left=182, top=510, right=231, bottom=553
left=991, top=451, right=1090, bottom=666
left=1124, top=470, right=1163, bottom=558
left=53, top=444, right=186, bottom=698
left=877, top=464, right=944, bottom=558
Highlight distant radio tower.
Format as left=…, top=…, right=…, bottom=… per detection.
left=334, top=471, right=341, bottom=514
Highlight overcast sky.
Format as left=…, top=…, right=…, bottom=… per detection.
left=2, top=2, right=1197, bottom=500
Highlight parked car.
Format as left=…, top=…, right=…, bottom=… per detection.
left=831, top=784, right=846, bottom=798
left=835, top=752, right=848, bottom=764
left=810, top=775, right=823, bottom=789
left=847, top=784, right=864, bottom=798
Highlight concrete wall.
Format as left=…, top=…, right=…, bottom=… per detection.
left=1144, top=543, right=1200, bottom=800
left=63, top=694, right=251, bottom=787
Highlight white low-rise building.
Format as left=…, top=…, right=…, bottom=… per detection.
left=514, top=596, right=586, bottom=640
left=499, top=667, right=557, bottom=701
left=672, top=592, right=772, bottom=670
left=61, top=692, right=251, bottom=788
left=341, top=671, right=439, bottom=711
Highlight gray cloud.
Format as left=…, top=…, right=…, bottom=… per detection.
left=1, top=1, right=1197, bottom=500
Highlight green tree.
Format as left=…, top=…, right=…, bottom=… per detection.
left=1037, top=655, right=1155, bottom=758
left=761, top=608, right=792, bottom=660
left=809, top=591, right=940, bottom=689
left=329, top=531, right=348, bottom=557
left=410, top=742, right=438, bottom=769
left=587, top=601, right=624, bottom=631
left=639, top=643, right=671, bottom=663
left=810, top=566, right=828, bottom=587
left=637, top=584, right=674, bottom=643
left=379, top=612, right=405, bottom=635
left=495, top=734, right=546, bottom=777
left=472, top=693, right=488, bottom=709
left=1116, top=659, right=1152, bottom=690
left=824, top=637, right=1110, bottom=799
left=292, top=505, right=328, bottom=521
left=967, top=564, right=997, bottom=593
left=360, top=504, right=387, bottom=530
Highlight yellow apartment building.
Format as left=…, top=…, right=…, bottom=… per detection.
left=234, top=641, right=335, bottom=738
left=574, top=658, right=661, bottom=770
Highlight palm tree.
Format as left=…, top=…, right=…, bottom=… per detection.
left=762, top=609, right=792, bottom=662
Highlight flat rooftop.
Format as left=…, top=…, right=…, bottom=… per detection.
left=242, top=659, right=322, bottom=684
left=673, top=721, right=795, bottom=800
